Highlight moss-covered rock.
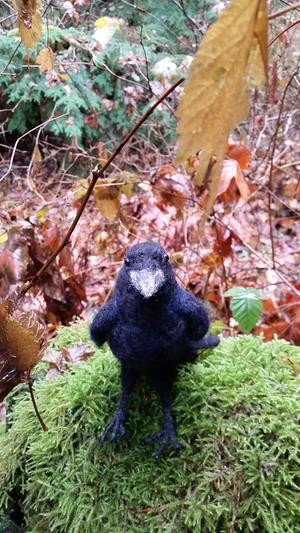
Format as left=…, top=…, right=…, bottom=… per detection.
left=0, top=325, right=300, bottom=533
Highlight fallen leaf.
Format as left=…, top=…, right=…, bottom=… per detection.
left=36, top=47, right=54, bottom=74
left=218, top=159, right=250, bottom=200
left=36, top=205, right=49, bottom=223
left=42, top=342, right=94, bottom=378
left=226, top=143, right=252, bottom=170
left=0, top=231, right=8, bottom=245
left=84, top=112, right=98, bottom=129
left=93, top=181, right=120, bottom=221
left=31, top=144, right=42, bottom=164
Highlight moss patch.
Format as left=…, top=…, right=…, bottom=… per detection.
left=0, top=326, right=300, bottom=532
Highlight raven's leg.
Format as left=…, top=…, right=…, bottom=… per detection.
left=99, top=363, right=139, bottom=444
left=142, top=370, right=180, bottom=459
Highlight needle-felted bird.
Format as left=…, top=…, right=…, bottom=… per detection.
left=90, top=241, right=219, bottom=459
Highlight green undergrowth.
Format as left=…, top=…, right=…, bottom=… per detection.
left=0, top=324, right=300, bottom=532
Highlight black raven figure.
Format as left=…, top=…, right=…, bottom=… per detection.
left=90, top=242, right=219, bottom=459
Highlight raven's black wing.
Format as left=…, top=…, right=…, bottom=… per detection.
left=90, top=297, right=117, bottom=347
left=177, top=289, right=219, bottom=350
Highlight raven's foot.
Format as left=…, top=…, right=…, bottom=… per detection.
left=141, top=427, right=180, bottom=459
left=99, top=411, right=126, bottom=444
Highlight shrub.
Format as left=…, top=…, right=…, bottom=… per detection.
left=0, top=326, right=299, bottom=532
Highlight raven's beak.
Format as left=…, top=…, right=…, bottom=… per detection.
left=130, top=269, right=165, bottom=298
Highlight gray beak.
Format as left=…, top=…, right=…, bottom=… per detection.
left=130, top=269, right=165, bottom=298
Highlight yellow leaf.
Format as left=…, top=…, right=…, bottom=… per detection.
left=72, top=179, right=89, bottom=203
left=93, top=17, right=120, bottom=48
left=36, top=205, right=49, bottom=222
left=176, top=0, right=267, bottom=217
left=36, top=47, right=54, bottom=73
left=0, top=231, right=8, bottom=244
left=32, top=145, right=42, bottom=164
left=116, top=171, right=139, bottom=198
left=95, top=198, right=119, bottom=221
left=13, top=0, right=42, bottom=49
left=93, top=180, right=120, bottom=221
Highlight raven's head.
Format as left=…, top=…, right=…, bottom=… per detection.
left=120, top=242, right=175, bottom=300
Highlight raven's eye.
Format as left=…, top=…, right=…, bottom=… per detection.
left=164, top=254, right=169, bottom=262
left=124, top=257, right=130, bottom=266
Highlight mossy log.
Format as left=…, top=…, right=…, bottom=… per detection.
left=0, top=324, right=300, bottom=533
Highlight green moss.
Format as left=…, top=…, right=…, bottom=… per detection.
left=0, top=327, right=300, bottom=533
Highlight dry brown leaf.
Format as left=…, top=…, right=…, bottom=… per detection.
left=13, top=0, right=42, bottom=48
left=154, top=172, right=189, bottom=211
left=176, top=0, right=267, bottom=217
left=42, top=343, right=95, bottom=378
left=93, top=180, right=120, bottom=221
left=218, top=159, right=250, bottom=200
left=84, top=112, right=98, bottom=129
left=36, top=47, right=54, bottom=73
left=0, top=296, right=47, bottom=401
left=31, top=144, right=42, bottom=164
left=226, top=143, right=252, bottom=170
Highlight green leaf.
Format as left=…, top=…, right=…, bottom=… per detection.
left=224, top=287, right=266, bottom=333
left=224, top=287, right=267, bottom=300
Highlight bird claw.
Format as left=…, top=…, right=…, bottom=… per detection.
left=99, top=412, right=127, bottom=444
left=141, top=428, right=180, bottom=459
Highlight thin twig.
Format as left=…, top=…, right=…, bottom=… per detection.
left=266, top=65, right=299, bottom=268
left=20, top=78, right=184, bottom=296
left=0, top=0, right=15, bottom=11
left=268, top=19, right=300, bottom=47
left=268, top=2, right=300, bottom=20
left=213, top=215, right=300, bottom=298
left=170, top=0, right=202, bottom=42
left=28, top=377, right=48, bottom=431
left=0, top=13, right=16, bottom=23
left=139, top=20, right=153, bottom=96
left=0, top=41, right=21, bottom=75
left=26, top=103, right=59, bottom=202
left=120, top=0, right=180, bottom=42
left=0, top=113, right=69, bottom=183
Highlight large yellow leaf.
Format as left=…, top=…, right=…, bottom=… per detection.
left=13, top=0, right=42, bottom=49
left=176, top=0, right=268, bottom=217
